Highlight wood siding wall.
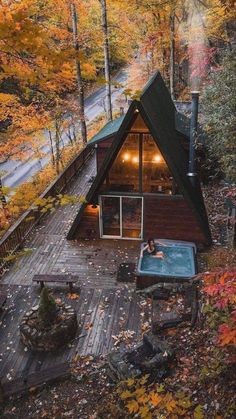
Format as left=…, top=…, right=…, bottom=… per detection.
left=97, top=138, right=113, bottom=171
left=75, top=204, right=100, bottom=239
left=143, top=195, right=207, bottom=245
left=75, top=194, right=207, bottom=245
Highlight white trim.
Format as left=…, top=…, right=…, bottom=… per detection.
left=99, top=195, right=143, bottom=240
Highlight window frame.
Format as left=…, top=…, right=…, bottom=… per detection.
left=99, top=195, right=144, bottom=240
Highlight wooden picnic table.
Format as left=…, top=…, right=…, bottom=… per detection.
left=32, top=274, right=79, bottom=292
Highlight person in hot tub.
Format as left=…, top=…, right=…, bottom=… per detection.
left=141, top=238, right=165, bottom=259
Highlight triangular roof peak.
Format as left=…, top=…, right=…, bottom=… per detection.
left=88, top=71, right=186, bottom=146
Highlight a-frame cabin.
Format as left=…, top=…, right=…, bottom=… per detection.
left=67, top=72, right=211, bottom=247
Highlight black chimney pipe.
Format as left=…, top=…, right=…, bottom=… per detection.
left=187, top=91, right=199, bottom=185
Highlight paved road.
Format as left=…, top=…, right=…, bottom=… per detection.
left=0, top=68, right=128, bottom=189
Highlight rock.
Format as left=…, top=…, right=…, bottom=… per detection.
left=31, top=305, right=39, bottom=311
left=107, top=351, right=141, bottom=381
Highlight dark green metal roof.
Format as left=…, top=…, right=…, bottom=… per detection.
left=88, top=115, right=125, bottom=145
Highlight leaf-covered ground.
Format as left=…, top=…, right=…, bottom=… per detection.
left=1, top=319, right=235, bottom=418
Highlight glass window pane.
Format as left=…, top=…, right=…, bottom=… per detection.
left=105, top=133, right=140, bottom=192
left=101, top=196, right=120, bottom=236
left=131, top=113, right=149, bottom=132
left=122, top=197, right=142, bottom=238
left=142, top=134, right=173, bottom=194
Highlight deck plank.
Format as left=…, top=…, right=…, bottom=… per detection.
left=0, top=153, right=144, bottom=398
left=0, top=283, right=143, bottom=397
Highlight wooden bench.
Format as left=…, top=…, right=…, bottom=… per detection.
left=0, top=293, right=7, bottom=312
left=32, top=274, right=79, bottom=292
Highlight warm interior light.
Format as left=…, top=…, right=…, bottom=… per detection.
left=123, top=153, right=130, bottom=161
left=154, top=154, right=162, bottom=163
left=132, top=156, right=139, bottom=163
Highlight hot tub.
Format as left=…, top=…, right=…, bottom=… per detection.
left=136, top=239, right=197, bottom=289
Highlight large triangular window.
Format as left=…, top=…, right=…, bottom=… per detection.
left=101, top=113, right=179, bottom=194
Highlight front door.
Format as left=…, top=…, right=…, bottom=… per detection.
left=100, top=195, right=143, bottom=239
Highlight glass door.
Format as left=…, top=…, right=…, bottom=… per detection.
left=100, top=196, right=121, bottom=237
left=100, top=195, right=143, bottom=239
left=121, top=197, right=143, bottom=239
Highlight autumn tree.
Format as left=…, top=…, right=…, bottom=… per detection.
left=99, top=0, right=113, bottom=121
left=71, top=2, right=87, bottom=145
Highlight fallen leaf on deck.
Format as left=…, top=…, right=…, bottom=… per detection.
left=85, top=323, right=93, bottom=330
left=67, top=293, right=80, bottom=299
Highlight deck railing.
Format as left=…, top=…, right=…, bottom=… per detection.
left=0, top=146, right=94, bottom=276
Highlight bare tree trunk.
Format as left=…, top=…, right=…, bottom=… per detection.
left=170, top=12, right=175, bottom=100
left=72, top=123, right=77, bottom=143
left=67, top=127, right=74, bottom=145
left=48, top=129, right=55, bottom=166
left=71, top=3, right=87, bottom=145
left=0, top=177, right=9, bottom=221
left=55, top=121, right=61, bottom=175
left=0, top=178, right=7, bottom=206
left=100, top=0, right=113, bottom=121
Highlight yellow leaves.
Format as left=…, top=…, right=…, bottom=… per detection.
left=139, top=374, right=149, bottom=385
left=79, top=195, right=87, bottom=204
left=149, top=391, right=162, bottom=407
left=194, top=404, right=204, bottom=419
left=138, top=406, right=151, bottom=419
left=127, top=399, right=139, bottom=414
left=126, top=378, right=135, bottom=387
left=81, top=62, right=97, bottom=80
left=137, top=394, right=149, bottom=405
left=33, top=194, right=78, bottom=215
left=3, top=248, right=33, bottom=263
left=120, top=390, right=132, bottom=400
left=166, top=398, right=177, bottom=412
left=0, top=140, right=82, bottom=238
left=135, top=387, right=146, bottom=398
left=156, top=383, right=165, bottom=393
left=117, top=375, right=197, bottom=419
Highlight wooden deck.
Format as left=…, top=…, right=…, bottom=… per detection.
left=2, top=153, right=140, bottom=288
left=0, top=283, right=143, bottom=397
left=0, top=153, right=143, bottom=397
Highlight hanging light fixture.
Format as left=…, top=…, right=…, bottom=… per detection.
left=132, top=156, right=139, bottom=163
left=154, top=154, right=161, bottom=163
left=123, top=153, right=130, bottom=161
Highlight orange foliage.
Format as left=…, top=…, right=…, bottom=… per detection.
left=0, top=142, right=81, bottom=237
left=203, top=271, right=236, bottom=349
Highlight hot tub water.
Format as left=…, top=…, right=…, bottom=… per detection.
left=138, top=240, right=196, bottom=279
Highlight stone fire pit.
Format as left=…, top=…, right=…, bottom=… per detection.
left=20, top=288, right=78, bottom=352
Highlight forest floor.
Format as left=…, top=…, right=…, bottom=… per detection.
left=1, top=184, right=236, bottom=419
